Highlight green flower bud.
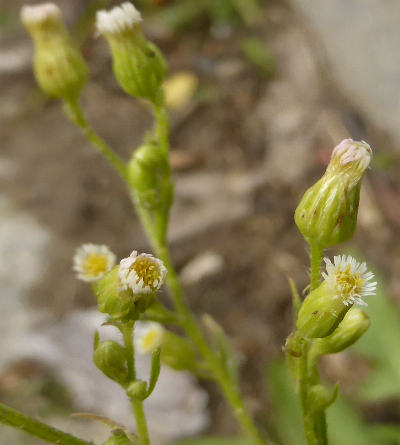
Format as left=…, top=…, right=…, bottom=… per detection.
left=93, top=266, right=138, bottom=320
left=295, top=139, right=372, bottom=248
left=160, top=331, right=198, bottom=371
left=128, top=141, right=173, bottom=211
left=311, top=308, right=370, bottom=355
left=307, top=384, right=338, bottom=412
left=126, top=380, right=147, bottom=400
left=103, top=430, right=133, bottom=445
left=96, top=3, right=167, bottom=103
left=21, top=3, right=88, bottom=100
left=93, top=340, right=128, bottom=385
left=296, top=281, right=349, bottom=339
left=297, top=255, right=376, bottom=338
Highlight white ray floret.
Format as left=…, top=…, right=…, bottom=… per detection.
left=119, top=250, right=167, bottom=294
left=322, top=255, right=377, bottom=306
left=21, top=3, right=61, bottom=26
left=135, top=321, right=165, bottom=354
left=96, top=2, right=142, bottom=35
left=73, top=244, right=116, bottom=282
left=331, top=138, right=372, bottom=171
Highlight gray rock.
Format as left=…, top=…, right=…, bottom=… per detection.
left=289, top=0, right=400, bottom=144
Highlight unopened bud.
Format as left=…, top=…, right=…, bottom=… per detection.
left=93, top=340, right=128, bottom=385
left=126, top=380, right=147, bottom=400
left=312, top=308, right=370, bottom=355
left=295, top=139, right=372, bottom=249
left=93, top=267, right=137, bottom=320
left=21, top=3, right=88, bottom=100
left=96, top=2, right=167, bottom=103
left=307, top=384, right=338, bottom=412
left=128, top=141, right=173, bottom=211
left=161, top=331, right=198, bottom=371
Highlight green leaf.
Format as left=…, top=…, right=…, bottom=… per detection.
left=202, top=315, right=239, bottom=385
left=352, top=275, right=400, bottom=400
left=172, top=437, right=250, bottom=445
left=145, top=349, right=161, bottom=399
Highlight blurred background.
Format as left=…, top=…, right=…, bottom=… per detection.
left=1, top=0, right=400, bottom=444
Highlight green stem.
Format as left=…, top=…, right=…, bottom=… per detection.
left=121, top=322, right=150, bottom=445
left=310, top=243, right=323, bottom=291
left=0, top=403, right=93, bottom=445
left=152, top=99, right=169, bottom=154
left=131, top=399, right=150, bottom=445
left=63, top=98, right=129, bottom=183
left=296, top=339, right=327, bottom=445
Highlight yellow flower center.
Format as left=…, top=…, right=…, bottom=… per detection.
left=83, top=254, right=108, bottom=277
left=131, top=257, right=160, bottom=289
left=336, top=265, right=363, bottom=297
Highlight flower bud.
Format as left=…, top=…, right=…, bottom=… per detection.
left=96, top=3, right=167, bottom=103
left=93, top=266, right=138, bottom=320
left=296, top=255, right=376, bottom=338
left=307, top=384, right=338, bottom=412
left=311, top=308, right=370, bottom=355
left=126, top=380, right=147, bottom=400
left=295, top=139, right=372, bottom=248
left=93, top=340, right=128, bottom=385
left=21, top=3, right=88, bottom=100
left=128, top=141, right=173, bottom=211
left=160, top=331, right=198, bottom=371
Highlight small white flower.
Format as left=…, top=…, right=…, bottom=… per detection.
left=73, top=244, right=116, bottom=282
left=135, top=321, right=164, bottom=354
left=331, top=138, right=372, bottom=171
left=21, top=3, right=61, bottom=27
left=322, top=255, right=377, bottom=306
left=118, top=251, right=167, bottom=294
left=96, top=2, right=142, bottom=35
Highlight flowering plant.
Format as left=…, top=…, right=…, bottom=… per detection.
left=0, top=3, right=379, bottom=445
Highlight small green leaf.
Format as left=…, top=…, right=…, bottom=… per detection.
left=145, top=349, right=161, bottom=399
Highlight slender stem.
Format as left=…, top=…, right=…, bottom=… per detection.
left=121, top=322, right=150, bottom=445
left=121, top=321, right=136, bottom=382
left=63, top=99, right=129, bottom=183
left=0, top=403, right=94, bottom=445
left=310, top=243, right=323, bottom=291
left=294, top=337, right=327, bottom=445
left=131, top=399, right=150, bottom=445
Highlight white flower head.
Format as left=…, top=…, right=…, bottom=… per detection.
left=322, top=255, right=377, bottom=306
left=135, top=321, right=165, bottom=354
left=96, top=2, right=142, bottom=35
left=73, top=244, right=116, bottom=282
left=118, top=251, right=167, bottom=294
left=330, top=138, right=372, bottom=172
left=21, top=3, right=61, bottom=27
